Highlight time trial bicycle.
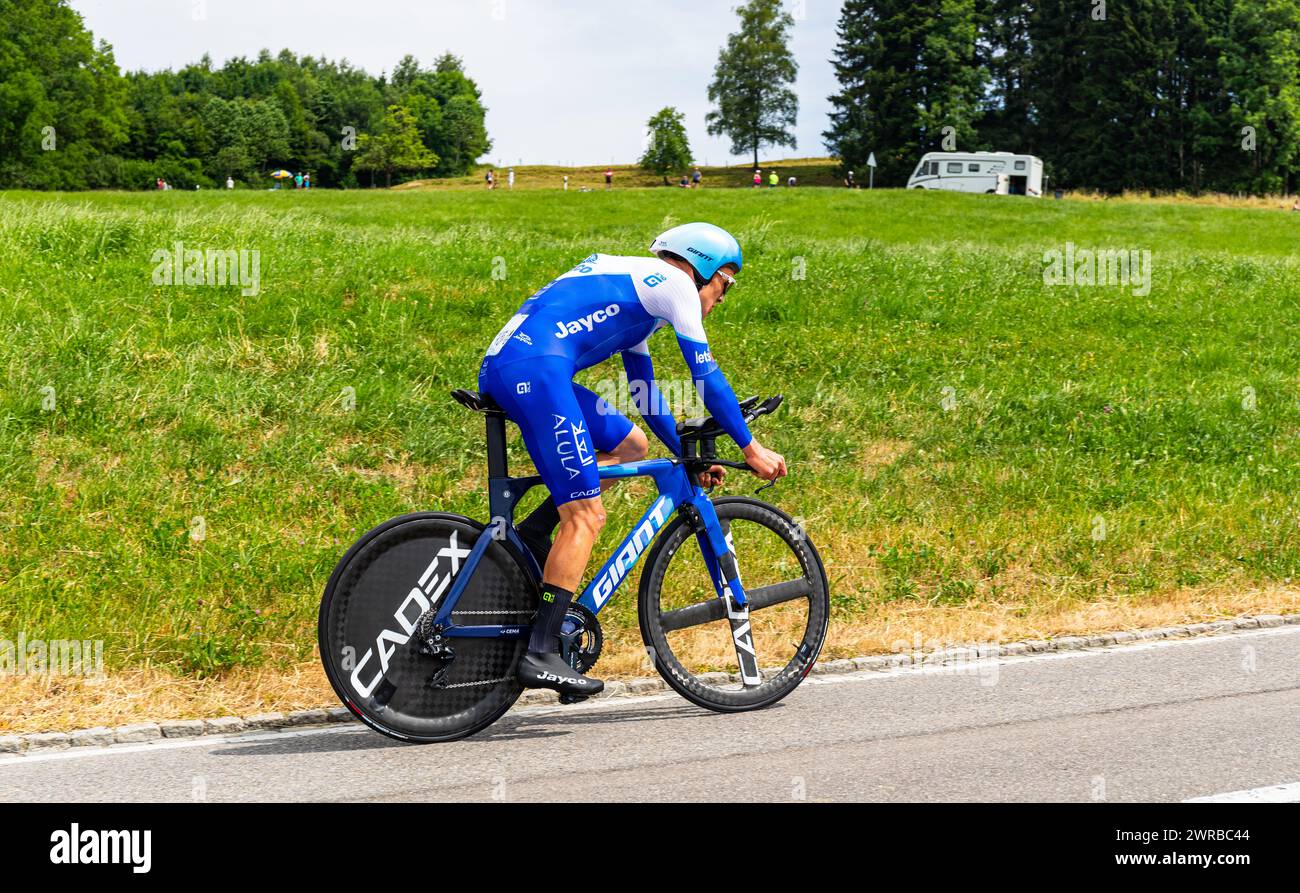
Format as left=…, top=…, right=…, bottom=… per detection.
left=318, top=389, right=830, bottom=743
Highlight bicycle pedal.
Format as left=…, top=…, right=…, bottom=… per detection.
left=558, top=694, right=589, bottom=705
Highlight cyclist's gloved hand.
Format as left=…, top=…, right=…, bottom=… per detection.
left=742, top=440, right=787, bottom=482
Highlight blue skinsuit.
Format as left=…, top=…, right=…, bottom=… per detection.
left=479, top=253, right=751, bottom=505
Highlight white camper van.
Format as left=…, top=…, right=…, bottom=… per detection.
left=908, top=152, right=1044, bottom=197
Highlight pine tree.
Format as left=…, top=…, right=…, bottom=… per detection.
left=1024, top=0, right=1097, bottom=190
left=825, top=0, right=983, bottom=186
left=823, top=0, right=879, bottom=177
left=975, top=0, right=1034, bottom=152
left=1167, top=0, right=1233, bottom=193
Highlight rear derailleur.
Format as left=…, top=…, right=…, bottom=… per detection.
left=413, top=616, right=457, bottom=691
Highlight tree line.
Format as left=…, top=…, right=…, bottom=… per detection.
left=825, top=0, right=1300, bottom=193
left=0, top=0, right=490, bottom=189
left=7, top=0, right=1297, bottom=194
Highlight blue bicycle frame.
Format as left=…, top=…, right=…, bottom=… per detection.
left=427, top=454, right=761, bottom=686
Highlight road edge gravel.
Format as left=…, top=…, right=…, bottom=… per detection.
left=2, top=613, right=1296, bottom=755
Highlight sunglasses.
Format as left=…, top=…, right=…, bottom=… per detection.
left=718, top=270, right=737, bottom=296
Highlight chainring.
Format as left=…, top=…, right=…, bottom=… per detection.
left=559, top=603, right=603, bottom=674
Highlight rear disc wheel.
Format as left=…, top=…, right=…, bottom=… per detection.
left=318, top=513, right=537, bottom=743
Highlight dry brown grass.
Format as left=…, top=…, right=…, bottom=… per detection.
left=0, top=662, right=335, bottom=736
left=1067, top=189, right=1300, bottom=211
left=861, top=439, right=913, bottom=470
left=2, top=585, right=1293, bottom=735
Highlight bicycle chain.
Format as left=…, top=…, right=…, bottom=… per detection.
left=443, top=676, right=513, bottom=690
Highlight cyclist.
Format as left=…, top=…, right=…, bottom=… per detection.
left=477, top=223, right=787, bottom=697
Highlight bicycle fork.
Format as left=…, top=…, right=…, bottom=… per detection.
left=683, top=499, right=763, bottom=688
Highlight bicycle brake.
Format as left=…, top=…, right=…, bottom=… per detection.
left=679, top=503, right=706, bottom=534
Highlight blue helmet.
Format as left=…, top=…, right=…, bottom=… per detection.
left=650, top=222, right=743, bottom=284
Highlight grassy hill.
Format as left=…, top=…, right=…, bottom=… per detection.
left=399, top=157, right=846, bottom=191
left=0, top=185, right=1296, bottom=729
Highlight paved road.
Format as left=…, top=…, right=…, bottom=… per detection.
left=3, top=627, right=1297, bottom=803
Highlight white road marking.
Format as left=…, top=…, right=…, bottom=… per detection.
left=806, top=623, right=1300, bottom=687
left=1, top=624, right=1295, bottom=767
left=1183, top=781, right=1300, bottom=803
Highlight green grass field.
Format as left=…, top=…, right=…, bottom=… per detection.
left=2, top=185, right=1298, bottom=686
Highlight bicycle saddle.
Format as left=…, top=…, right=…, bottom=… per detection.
left=451, top=389, right=504, bottom=414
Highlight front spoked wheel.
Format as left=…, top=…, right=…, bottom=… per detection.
left=638, top=497, right=830, bottom=713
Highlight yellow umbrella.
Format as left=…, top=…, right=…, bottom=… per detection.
left=269, top=170, right=293, bottom=179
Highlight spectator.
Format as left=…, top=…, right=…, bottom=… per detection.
left=679, top=174, right=690, bottom=188
left=845, top=170, right=857, bottom=189
left=508, top=168, right=516, bottom=189
left=294, top=172, right=303, bottom=189
left=604, top=168, right=614, bottom=190
left=226, top=176, right=234, bottom=190
left=753, top=169, right=762, bottom=188
left=769, top=170, right=779, bottom=188
left=692, top=168, right=702, bottom=188
left=156, top=177, right=164, bottom=191
left=563, top=175, right=569, bottom=191
left=486, top=169, right=495, bottom=190
left=304, top=172, right=311, bottom=189
left=788, top=175, right=798, bottom=188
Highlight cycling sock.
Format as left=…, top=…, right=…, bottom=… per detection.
left=528, top=583, right=574, bottom=654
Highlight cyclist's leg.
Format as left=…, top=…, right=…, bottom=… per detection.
left=514, top=382, right=645, bottom=565
left=480, top=358, right=606, bottom=694
left=573, top=381, right=648, bottom=469
left=481, top=365, right=642, bottom=587
left=537, top=387, right=645, bottom=629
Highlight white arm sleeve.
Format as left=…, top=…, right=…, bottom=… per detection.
left=634, top=264, right=708, bottom=344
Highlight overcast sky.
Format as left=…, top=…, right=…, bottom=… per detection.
left=70, top=0, right=842, bottom=167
